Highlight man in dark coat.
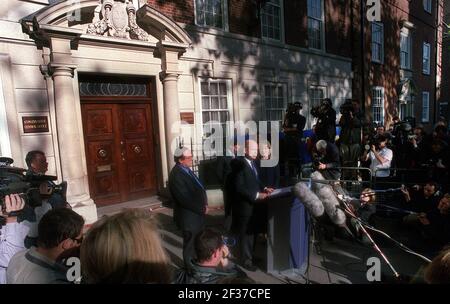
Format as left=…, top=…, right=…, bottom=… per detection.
left=229, top=140, right=273, bottom=271
left=169, top=147, right=208, bottom=270
left=216, top=140, right=241, bottom=232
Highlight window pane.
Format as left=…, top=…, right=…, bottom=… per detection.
left=211, top=96, right=219, bottom=109
left=220, top=97, right=227, bottom=109
left=219, top=83, right=227, bottom=95
left=201, top=82, right=209, bottom=95
left=210, top=83, right=218, bottom=95
left=202, top=97, right=210, bottom=109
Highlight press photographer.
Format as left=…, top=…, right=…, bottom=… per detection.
left=361, top=134, right=393, bottom=186
left=0, top=194, right=29, bottom=284
left=338, top=99, right=363, bottom=178
left=282, top=102, right=306, bottom=177
left=311, top=98, right=336, bottom=143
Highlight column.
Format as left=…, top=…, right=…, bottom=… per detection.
left=49, top=36, right=97, bottom=224
left=160, top=71, right=181, bottom=171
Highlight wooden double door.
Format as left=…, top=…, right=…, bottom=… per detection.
left=81, top=103, right=157, bottom=206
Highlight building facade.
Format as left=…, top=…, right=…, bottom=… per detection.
left=439, top=0, right=449, bottom=121
left=0, top=0, right=389, bottom=223
left=351, top=0, right=443, bottom=130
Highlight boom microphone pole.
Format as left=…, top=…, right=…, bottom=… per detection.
left=338, top=197, right=401, bottom=279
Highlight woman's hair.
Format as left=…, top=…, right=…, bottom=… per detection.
left=424, top=247, right=450, bottom=284
left=361, top=188, right=376, bottom=203
left=80, top=208, right=171, bottom=284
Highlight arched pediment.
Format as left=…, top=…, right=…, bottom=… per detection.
left=21, top=0, right=191, bottom=48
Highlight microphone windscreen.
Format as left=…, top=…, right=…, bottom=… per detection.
left=316, top=185, right=346, bottom=226
left=310, top=171, right=326, bottom=192
left=292, top=182, right=324, bottom=217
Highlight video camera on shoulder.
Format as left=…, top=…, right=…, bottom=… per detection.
left=0, top=157, right=61, bottom=213
left=339, top=100, right=354, bottom=116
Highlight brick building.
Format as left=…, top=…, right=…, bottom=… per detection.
left=0, top=0, right=444, bottom=222
left=439, top=0, right=449, bottom=122
left=351, top=0, right=444, bottom=130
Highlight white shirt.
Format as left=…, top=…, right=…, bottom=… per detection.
left=369, top=147, right=393, bottom=177
left=0, top=222, right=29, bottom=284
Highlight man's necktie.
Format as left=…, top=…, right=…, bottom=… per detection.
left=250, top=161, right=259, bottom=180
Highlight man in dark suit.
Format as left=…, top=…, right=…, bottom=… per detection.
left=168, top=147, right=208, bottom=270
left=315, top=139, right=341, bottom=180
left=230, top=140, right=273, bottom=271
left=216, top=140, right=241, bottom=232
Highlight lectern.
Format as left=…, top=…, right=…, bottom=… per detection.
left=266, top=192, right=310, bottom=276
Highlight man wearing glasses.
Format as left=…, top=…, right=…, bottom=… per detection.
left=6, top=208, right=84, bottom=284
left=169, top=147, right=208, bottom=270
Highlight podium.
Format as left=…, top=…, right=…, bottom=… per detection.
left=266, top=192, right=310, bottom=276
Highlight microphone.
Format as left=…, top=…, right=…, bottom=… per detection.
left=292, top=182, right=324, bottom=217
left=316, top=184, right=346, bottom=226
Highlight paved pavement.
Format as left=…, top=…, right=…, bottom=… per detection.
left=97, top=196, right=429, bottom=284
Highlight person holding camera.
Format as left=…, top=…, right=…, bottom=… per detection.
left=312, top=98, right=336, bottom=143
left=338, top=99, right=363, bottom=179
left=174, top=228, right=250, bottom=284
left=0, top=194, right=30, bottom=284
left=282, top=102, right=306, bottom=177
left=22, top=151, right=70, bottom=249
left=361, top=134, right=393, bottom=186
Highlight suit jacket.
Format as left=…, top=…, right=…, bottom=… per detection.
left=168, top=164, right=207, bottom=231
left=230, top=157, right=264, bottom=218
left=216, top=156, right=234, bottom=188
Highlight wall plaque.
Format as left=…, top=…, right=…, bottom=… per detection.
left=180, top=112, right=194, bottom=124
left=22, top=116, right=49, bottom=133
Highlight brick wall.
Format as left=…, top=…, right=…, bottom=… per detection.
left=146, top=0, right=195, bottom=25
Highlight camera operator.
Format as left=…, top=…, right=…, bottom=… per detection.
left=314, top=140, right=341, bottom=180
left=0, top=194, right=29, bottom=284
left=22, top=151, right=69, bottom=248
left=282, top=102, right=306, bottom=177
left=361, top=134, right=393, bottom=185
left=338, top=99, right=363, bottom=178
left=311, top=98, right=336, bottom=143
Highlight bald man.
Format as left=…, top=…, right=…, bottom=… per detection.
left=229, top=140, right=273, bottom=271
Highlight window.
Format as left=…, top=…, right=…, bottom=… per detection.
left=195, top=0, right=227, bottom=30
left=261, top=0, right=283, bottom=41
left=264, top=83, right=287, bottom=123
left=400, top=32, right=411, bottom=69
left=439, top=102, right=448, bottom=119
left=422, top=92, right=430, bottom=122
left=200, top=79, right=232, bottom=144
left=423, top=0, right=432, bottom=13
left=308, top=85, right=327, bottom=128
left=307, top=0, right=324, bottom=50
left=400, top=94, right=415, bottom=120
left=372, top=87, right=384, bottom=125
left=371, top=22, right=384, bottom=63
left=423, top=42, right=431, bottom=75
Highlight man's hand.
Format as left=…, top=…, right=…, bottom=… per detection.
left=204, top=205, right=209, bottom=215
left=418, top=213, right=430, bottom=226
left=257, top=192, right=268, bottom=200
left=401, top=185, right=411, bottom=202
left=39, top=183, right=52, bottom=196
left=1, top=194, right=25, bottom=223
left=371, top=145, right=376, bottom=152
left=264, top=187, right=275, bottom=194
left=318, top=163, right=327, bottom=170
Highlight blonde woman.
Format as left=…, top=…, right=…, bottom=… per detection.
left=80, top=209, right=171, bottom=283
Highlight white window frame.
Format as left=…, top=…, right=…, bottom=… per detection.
left=423, top=0, right=432, bottom=14
left=194, top=0, right=229, bottom=31
left=372, top=87, right=385, bottom=125
left=422, top=92, right=430, bottom=123
left=307, top=0, right=325, bottom=51
left=308, top=85, right=328, bottom=128
left=371, top=22, right=384, bottom=64
left=400, top=31, right=412, bottom=70
left=260, top=0, right=284, bottom=42
left=0, top=70, right=11, bottom=157
left=423, top=42, right=431, bottom=75
left=263, top=83, right=288, bottom=124
left=199, top=78, right=233, bottom=151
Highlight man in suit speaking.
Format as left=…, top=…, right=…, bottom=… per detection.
left=169, top=147, right=208, bottom=270
left=230, top=139, right=274, bottom=271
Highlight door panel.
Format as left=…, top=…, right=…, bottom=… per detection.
left=81, top=102, right=157, bottom=206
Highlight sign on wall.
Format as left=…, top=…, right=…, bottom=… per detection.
left=22, top=116, right=49, bottom=133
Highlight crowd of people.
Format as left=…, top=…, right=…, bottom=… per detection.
left=0, top=95, right=449, bottom=284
